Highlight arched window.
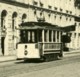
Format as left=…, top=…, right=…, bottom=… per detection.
left=12, top=12, right=17, bottom=31
left=1, top=10, right=7, bottom=28
left=1, top=10, right=7, bottom=55
left=22, top=13, right=27, bottom=23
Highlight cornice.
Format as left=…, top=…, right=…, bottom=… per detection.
left=0, top=0, right=80, bottom=18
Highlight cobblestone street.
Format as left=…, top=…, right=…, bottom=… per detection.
left=0, top=55, right=80, bottom=77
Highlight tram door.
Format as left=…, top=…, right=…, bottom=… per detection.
left=1, top=37, right=5, bottom=55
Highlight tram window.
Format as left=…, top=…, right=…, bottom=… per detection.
left=34, top=30, right=38, bottom=42
left=20, top=30, right=38, bottom=43
left=57, top=31, right=59, bottom=42
left=49, top=30, right=51, bottom=42
left=27, top=30, right=37, bottom=43
left=53, top=31, right=55, bottom=42
left=25, top=31, right=28, bottom=43
left=28, top=31, right=34, bottom=43
left=20, top=30, right=26, bottom=43
left=44, top=30, right=47, bottom=42
left=38, top=30, right=42, bottom=42
left=32, top=31, right=35, bottom=42
left=28, top=31, right=31, bottom=42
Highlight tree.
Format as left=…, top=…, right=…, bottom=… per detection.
left=75, top=0, right=80, bottom=8
left=61, top=35, right=71, bottom=51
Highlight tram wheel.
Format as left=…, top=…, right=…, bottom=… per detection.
left=43, top=55, right=49, bottom=62
left=57, top=54, right=63, bottom=60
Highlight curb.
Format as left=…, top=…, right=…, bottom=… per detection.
left=0, top=56, right=17, bottom=63
left=0, top=59, right=16, bottom=63
left=63, top=50, right=80, bottom=57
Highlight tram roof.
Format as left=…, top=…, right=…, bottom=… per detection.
left=18, top=22, right=76, bottom=32
left=19, top=21, right=62, bottom=31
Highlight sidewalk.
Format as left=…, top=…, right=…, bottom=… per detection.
left=0, top=55, right=17, bottom=63
left=63, top=49, right=80, bottom=57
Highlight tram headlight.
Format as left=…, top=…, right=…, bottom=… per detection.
left=24, top=50, right=28, bottom=55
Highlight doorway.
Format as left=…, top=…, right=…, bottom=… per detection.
left=1, top=37, right=5, bottom=55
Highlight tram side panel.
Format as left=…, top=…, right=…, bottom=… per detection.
left=17, top=44, right=40, bottom=59
left=37, top=42, right=63, bottom=61
left=17, top=43, right=63, bottom=60
left=39, top=43, right=63, bottom=57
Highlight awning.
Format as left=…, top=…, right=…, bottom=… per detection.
left=61, top=25, right=76, bottom=32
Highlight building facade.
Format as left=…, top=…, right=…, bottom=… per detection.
left=0, top=0, right=80, bottom=56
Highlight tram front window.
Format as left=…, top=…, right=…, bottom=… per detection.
left=20, top=30, right=37, bottom=43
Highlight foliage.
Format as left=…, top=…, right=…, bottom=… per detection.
left=61, top=35, right=71, bottom=43
left=75, top=0, right=80, bottom=8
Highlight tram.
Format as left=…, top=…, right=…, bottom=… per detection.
left=16, top=22, right=63, bottom=61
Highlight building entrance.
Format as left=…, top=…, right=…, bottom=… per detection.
left=1, top=37, right=5, bottom=55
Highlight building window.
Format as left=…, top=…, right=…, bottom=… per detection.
left=69, top=33, right=72, bottom=37
left=70, top=18, right=71, bottom=21
left=60, top=8, right=63, bottom=12
left=48, top=5, right=52, bottom=9
left=33, top=1, right=38, bottom=5
left=66, top=17, right=68, bottom=20
left=48, top=11, right=51, bottom=17
left=74, top=33, right=76, bottom=38
left=12, top=12, right=17, bottom=31
left=40, top=2, right=43, bottom=7
left=1, top=10, right=7, bottom=28
left=60, top=14, right=62, bottom=19
left=22, top=13, right=27, bottom=23
left=66, top=10, right=69, bottom=13
left=40, top=12, right=42, bottom=16
left=34, top=10, right=36, bottom=15
left=75, top=22, right=77, bottom=26
left=70, top=11, right=72, bottom=14
left=60, top=16, right=62, bottom=19
left=54, top=7, right=57, bottom=10
left=48, top=13, right=51, bottom=17
left=54, top=13, right=57, bottom=19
